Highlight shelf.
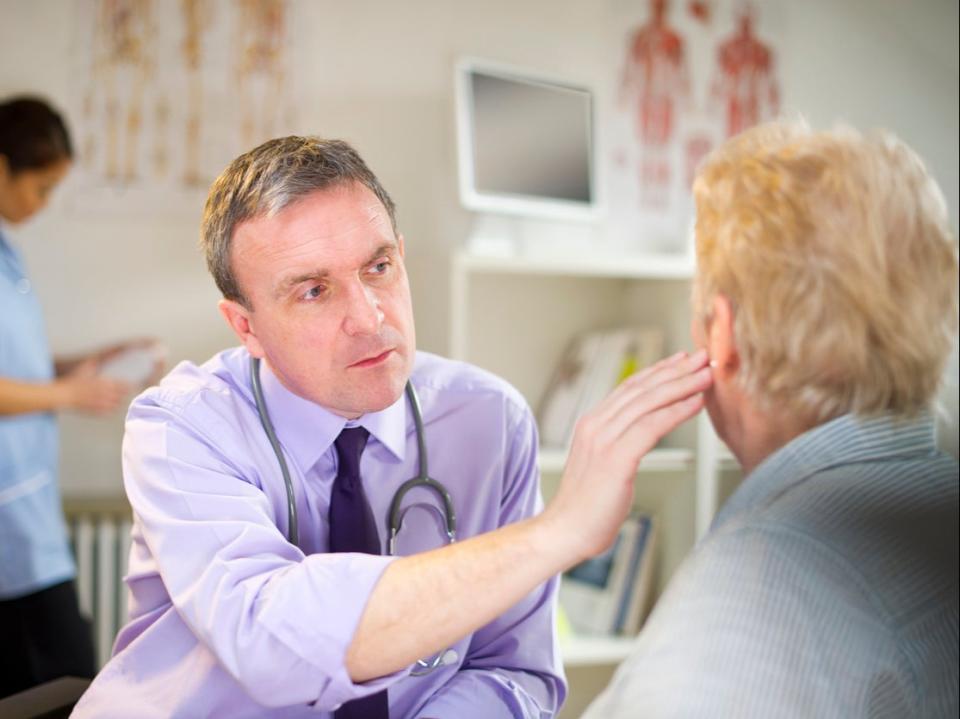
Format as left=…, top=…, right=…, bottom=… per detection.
left=560, top=633, right=638, bottom=667
left=455, top=251, right=695, bottom=280
left=539, top=446, right=694, bottom=474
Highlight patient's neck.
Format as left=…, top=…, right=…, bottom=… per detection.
left=726, top=400, right=811, bottom=476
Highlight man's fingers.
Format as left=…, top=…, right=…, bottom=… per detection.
left=593, top=349, right=710, bottom=428
left=570, top=363, right=710, bottom=466
left=620, top=393, right=706, bottom=455
left=601, top=366, right=711, bottom=444
left=623, top=349, right=708, bottom=395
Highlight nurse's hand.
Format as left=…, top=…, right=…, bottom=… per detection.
left=542, top=349, right=712, bottom=563
left=93, top=338, right=166, bottom=385
left=58, top=358, right=132, bottom=415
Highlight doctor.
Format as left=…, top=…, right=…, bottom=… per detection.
left=74, top=136, right=711, bottom=718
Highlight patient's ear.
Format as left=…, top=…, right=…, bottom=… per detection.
left=708, top=294, right=739, bottom=378
left=218, top=299, right=265, bottom=359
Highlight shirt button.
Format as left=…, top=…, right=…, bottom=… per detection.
left=16, top=278, right=32, bottom=294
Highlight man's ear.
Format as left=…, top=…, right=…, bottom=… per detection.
left=218, top=298, right=265, bottom=359
left=396, top=232, right=405, bottom=258
left=708, top=293, right=739, bottom=379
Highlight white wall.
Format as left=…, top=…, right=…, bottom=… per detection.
left=1, top=0, right=957, bottom=495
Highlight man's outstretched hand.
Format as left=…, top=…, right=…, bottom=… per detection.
left=542, top=349, right=713, bottom=563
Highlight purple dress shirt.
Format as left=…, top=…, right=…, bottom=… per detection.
left=72, top=348, right=565, bottom=718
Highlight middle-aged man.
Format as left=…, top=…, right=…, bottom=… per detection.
left=584, top=120, right=960, bottom=718
left=73, top=137, right=712, bottom=718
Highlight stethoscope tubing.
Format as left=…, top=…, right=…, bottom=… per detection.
left=251, top=356, right=299, bottom=544
left=249, top=355, right=460, bottom=676
left=249, top=356, right=457, bottom=549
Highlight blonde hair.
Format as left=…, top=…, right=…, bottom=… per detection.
left=693, top=119, right=959, bottom=424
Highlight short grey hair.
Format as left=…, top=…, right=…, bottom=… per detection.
left=201, top=136, right=397, bottom=306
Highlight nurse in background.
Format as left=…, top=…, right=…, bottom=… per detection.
left=0, top=95, right=147, bottom=697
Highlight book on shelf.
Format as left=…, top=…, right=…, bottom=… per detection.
left=613, top=514, right=659, bottom=635
left=559, top=513, right=659, bottom=637
left=537, top=326, right=664, bottom=449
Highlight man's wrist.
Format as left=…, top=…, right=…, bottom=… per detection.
left=527, top=511, right=584, bottom=575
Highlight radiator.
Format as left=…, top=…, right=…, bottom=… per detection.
left=64, top=498, right=133, bottom=668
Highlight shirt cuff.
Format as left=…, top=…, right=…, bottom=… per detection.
left=414, top=669, right=551, bottom=719
left=257, top=551, right=409, bottom=709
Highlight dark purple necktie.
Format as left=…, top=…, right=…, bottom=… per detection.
left=329, top=426, right=389, bottom=719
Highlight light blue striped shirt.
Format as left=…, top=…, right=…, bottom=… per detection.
left=584, top=413, right=959, bottom=718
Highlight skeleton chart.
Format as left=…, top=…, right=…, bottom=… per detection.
left=73, top=0, right=295, bottom=201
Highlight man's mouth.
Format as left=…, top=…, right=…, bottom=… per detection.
left=349, top=349, right=394, bottom=369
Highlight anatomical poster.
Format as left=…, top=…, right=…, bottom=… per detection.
left=68, top=0, right=296, bottom=213
left=604, top=0, right=783, bottom=253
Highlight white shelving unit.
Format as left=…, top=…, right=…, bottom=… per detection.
left=539, top=446, right=694, bottom=475
left=560, top=634, right=638, bottom=667
left=448, top=246, right=742, bottom=714
left=449, top=248, right=737, bottom=670
left=454, top=251, right=696, bottom=280
left=450, top=247, right=727, bottom=528
left=451, top=252, right=695, bottom=366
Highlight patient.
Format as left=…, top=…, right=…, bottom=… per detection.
left=585, top=120, right=959, bottom=718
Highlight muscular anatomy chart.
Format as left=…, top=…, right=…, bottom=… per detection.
left=609, top=0, right=782, bottom=240
left=710, top=5, right=779, bottom=138
left=618, top=0, right=690, bottom=209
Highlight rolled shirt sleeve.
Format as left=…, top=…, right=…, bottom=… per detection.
left=76, top=350, right=567, bottom=717
left=413, top=669, right=555, bottom=719
left=415, top=403, right=566, bottom=718
left=123, top=400, right=406, bottom=710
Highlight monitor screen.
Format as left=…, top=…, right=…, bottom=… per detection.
left=456, top=61, right=596, bottom=220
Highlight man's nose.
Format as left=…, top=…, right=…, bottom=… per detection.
left=342, top=283, right=384, bottom=336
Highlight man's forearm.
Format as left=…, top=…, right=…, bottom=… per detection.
left=347, top=350, right=712, bottom=683
left=347, top=512, right=572, bottom=682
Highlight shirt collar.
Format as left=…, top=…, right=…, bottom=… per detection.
left=256, top=359, right=408, bottom=472
left=712, top=411, right=938, bottom=532
left=0, top=224, right=22, bottom=276
left=0, top=222, right=12, bottom=254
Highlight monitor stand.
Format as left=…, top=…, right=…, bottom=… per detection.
left=465, top=214, right=521, bottom=257
left=465, top=213, right=601, bottom=259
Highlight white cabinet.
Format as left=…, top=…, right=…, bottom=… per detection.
left=448, top=249, right=738, bottom=669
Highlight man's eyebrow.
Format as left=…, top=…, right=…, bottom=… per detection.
left=274, top=268, right=329, bottom=298
left=365, top=242, right=399, bottom=265
left=272, top=242, right=399, bottom=299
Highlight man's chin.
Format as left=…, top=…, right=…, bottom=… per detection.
left=338, top=378, right=408, bottom=418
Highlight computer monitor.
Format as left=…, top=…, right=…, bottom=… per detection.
left=455, top=59, right=597, bottom=222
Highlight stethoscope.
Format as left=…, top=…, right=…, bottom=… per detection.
left=249, top=356, right=458, bottom=676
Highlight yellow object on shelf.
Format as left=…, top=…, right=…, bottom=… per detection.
left=556, top=602, right=574, bottom=640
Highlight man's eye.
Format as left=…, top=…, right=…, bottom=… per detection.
left=371, top=261, right=390, bottom=274
left=302, top=285, right=325, bottom=300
